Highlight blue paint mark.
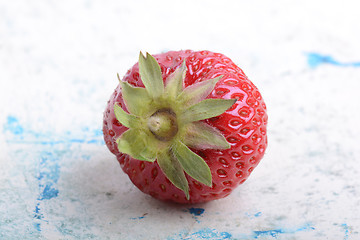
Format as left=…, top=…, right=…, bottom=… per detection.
left=40, top=185, right=59, bottom=200
left=254, top=212, right=262, bottom=217
left=186, top=208, right=205, bottom=223
left=4, top=116, right=104, bottom=233
left=245, top=211, right=262, bottom=219
left=188, top=207, right=205, bottom=216
left=253, top=229, right=284, bottom=238
left=342, top=223, right=350, bottom=240
left=3, top=116, right=24, bottom=136
left=169, top=228, right=232, bottom=240
left=33, top=203, right=43, bottom=231
left=306, top=52, right=360, bottom=68
left=296, top=224, right=315, bottom=232
left=6, top=137, right=104, bottom=145
left=86, top=139, right=105, bottom=145
left=252, top=224, right=315, bottom=239
left=37, top=152, right=60, bottom=200
left=3, top=115, right=104, bottom=145
left=130, top=213, right=148, bottom=220
left=33, top=151, right=62, bottom=231
left=170, top=224, right=314, bottom=240
left=190, top=228, right=232, bottom=239
left=130, top=216, right=145, bottom=220
left=9, top=139, right=105, bottom=145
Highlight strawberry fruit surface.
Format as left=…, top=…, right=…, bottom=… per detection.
left=103, top=50, right=268, bottom=203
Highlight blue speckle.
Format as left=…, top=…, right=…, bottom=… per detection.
left=3, top=116, right=24, bottom=135
left=188, top=207, right=205, bottom=216
left=254, top=212, right=262, bottom=217
left=130, top=216, right=145, bottom=220
left=295, top=224, right=315, bottom=232
left=33, top=203, right=42, bottom=231
left=169, top=228, right=232, bottom=240
left=307, top=52, right=360, bottom=68
left=33, top=222, right=41, bottom=232
left=130, top=214, right=148, bottom=220
left=34, top=203, right=42, bottom=220
left=342, top=223, right=350, bottom=240
left=253, top=229, right=284, bottom=238
left=191, top=228, right=232, bottom=239
left=252, top=224, right=315, bottom=239
left=40, top=185, right=59, bottom=200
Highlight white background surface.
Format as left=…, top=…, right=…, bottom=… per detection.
left=1, top=0, right=360, bottom=239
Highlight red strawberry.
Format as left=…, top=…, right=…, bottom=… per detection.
left=103, top=50, right=267, bottom=204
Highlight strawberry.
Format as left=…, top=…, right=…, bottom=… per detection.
left=103, top=50, right=268, bottom=204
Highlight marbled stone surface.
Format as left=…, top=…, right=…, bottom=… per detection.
left=1, top=0, right=360, bottom=239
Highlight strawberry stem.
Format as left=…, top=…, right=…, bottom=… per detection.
left=148, top=108, right=178, bottom=141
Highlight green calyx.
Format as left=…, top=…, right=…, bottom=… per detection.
left=115, top=52, right=236, bottom=199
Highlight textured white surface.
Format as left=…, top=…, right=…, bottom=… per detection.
left=1, top=0, right=360, bottom=239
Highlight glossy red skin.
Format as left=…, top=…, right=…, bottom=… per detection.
left=103, top=50, right=268, bottom=203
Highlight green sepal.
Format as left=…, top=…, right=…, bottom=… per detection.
left=183, top=122, right=230, bottom=149
left=172, top=140, right=212, bottom=187
left=139, top=52, right=164, bottom=99
left=120, top=81, right=152, bottom=116
left=114, top=103, right=140, bottom=128
left=177, top=76, right=222, bottom=107
left=180, top=98, right=237, bottom=123
left=157, top=150, right=189, bottom=199
left=139, top=139, right=158, bottom=161
left=164, top=60, right=186, bottom=100
left=114, top=52, right=239, bottom=200
left=116, top=129, right=155, bottom=162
